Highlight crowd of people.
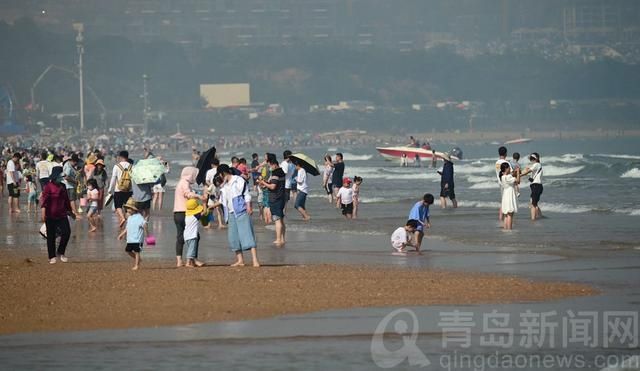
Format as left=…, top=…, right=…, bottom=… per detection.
left=1, top=137, right=544, bottom=267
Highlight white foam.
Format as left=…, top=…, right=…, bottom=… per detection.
left=614, top=208, right=640, bottom=216
left=458, top=200, right=592, bottom=214
left=594, top=153, right=640, bottom=160
left=543, top=165, right=584, bottom=177
left=621, top=168, right=640, bottom=178
left=342, top=153, right=373, bottom=161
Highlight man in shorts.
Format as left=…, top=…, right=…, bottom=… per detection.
left=280, top=150, right=295, bottom=210
left=6, top=152, right=22, bottom=213
left=259, top=153, right=286, bottom=245
left=108, top=150, right=133, bottom=227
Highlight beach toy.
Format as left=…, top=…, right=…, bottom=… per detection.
left=145, top=235, right=156, bottom=246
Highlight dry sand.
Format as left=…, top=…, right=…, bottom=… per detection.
left=0, top=254, right=596, bottom=335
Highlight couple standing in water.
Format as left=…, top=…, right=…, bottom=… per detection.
left=496, top=146, right=544, bottom=230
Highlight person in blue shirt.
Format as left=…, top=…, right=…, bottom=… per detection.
left=408, top=193, right=434, bottom=252
left=438, top=153, right=458, bottom=209
left=118, top=198, right=147, bottom=270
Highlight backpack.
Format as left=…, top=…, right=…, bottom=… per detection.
left=116, top=163, right=132, bottom=192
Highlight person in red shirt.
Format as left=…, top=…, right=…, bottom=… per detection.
left=40, top=166, right=76, bottom=264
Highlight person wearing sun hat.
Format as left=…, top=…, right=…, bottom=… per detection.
left=118, top=198, right=146, bottom=270
left=183, top=199, right=206, bottom=267
left=92, top=158, right=108, bottom=213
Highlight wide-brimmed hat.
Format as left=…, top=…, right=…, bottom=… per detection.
left=86, top=153, right=97, bottom=164
left=185, top=199, right=204, bottom=216
left=123, top=198, right=139, bottom=212
left=95, top=159, right=105, bottom=166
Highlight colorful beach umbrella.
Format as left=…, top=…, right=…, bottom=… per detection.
left=131, top=158, right=166, bottom=185
left=290, top=153, right=320, bottom=176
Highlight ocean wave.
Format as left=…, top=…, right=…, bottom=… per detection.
left=342, top=153, right=373, bottom=161
left=469, top=181, right=499, bottom=190
left=457, top=200, right=592, bottom=214
left=621, top=168, right=640, bottom=178
left=613, top=208, right=640, bottom=216
left=543, top=153, right=584, bottom=163
left=593, top=153, right=640, bottom=160
left=265, top=224, right=387, bottom=236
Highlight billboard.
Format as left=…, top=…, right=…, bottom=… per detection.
left=200, top=83, right=250, bottom=109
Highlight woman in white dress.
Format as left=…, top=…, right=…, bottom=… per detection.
left=500, top=162, right=520, bottom=230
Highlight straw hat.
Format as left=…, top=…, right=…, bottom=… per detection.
left=186, top=199, right=204, bottom=216
left=95, top=159, right=105, bottom=166
left=123, top=198, right=139, bottom=212
left=86, top=153, right=97, bottom=164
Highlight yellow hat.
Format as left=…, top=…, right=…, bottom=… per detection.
left=123, top=198, right=139, bottom=212
left=86, top=154, right=97, bottom=164
left=185, top=198, right=204, bottom=216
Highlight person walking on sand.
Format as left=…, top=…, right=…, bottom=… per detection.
left=519, top=152, right=544, bottom=221
left=499, top=162, right=519, bottom=230
left=408, top=193, right=434, bottom=251
left=108, top=151, right=133, bottom=227
left=258, top=153, right=286, bottom=245
left=495, top=146, right=511, bottom=221
left=216, top=164, right=260, bottom=267
left=41, top=166, right=75, bottom=264
left=293, top=160, right=311, bottom=221
left=6, top=152, right=22, bottom=213
left=118, top=198, right=147, bottom=270
left=438, top=153, right=458, bottom=209
left=173, top=166, right=206, bottom=267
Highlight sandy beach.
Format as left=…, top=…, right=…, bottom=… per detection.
left=0, top=253, right=595, bottom=335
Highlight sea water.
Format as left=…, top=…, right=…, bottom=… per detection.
left=1, top=136, right=639, bottom=370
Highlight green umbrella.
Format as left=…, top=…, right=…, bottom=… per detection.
left=131, top=158, right=166, bottom=185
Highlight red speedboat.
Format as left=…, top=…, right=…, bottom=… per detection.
left=376, top=146, right=457, bottom=162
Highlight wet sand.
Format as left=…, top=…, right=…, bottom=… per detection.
left=0, top=252, right=595, bottom=335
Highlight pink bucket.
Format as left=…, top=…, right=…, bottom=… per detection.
left=145, top=235, right=156, bottom=246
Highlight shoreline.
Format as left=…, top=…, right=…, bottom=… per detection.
left=0, top=253, right=596, bottom=336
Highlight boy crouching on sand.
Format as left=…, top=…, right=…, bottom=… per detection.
left=118, top=198, right=147, bottom=270
left=391, top=219, right=419, bottom=253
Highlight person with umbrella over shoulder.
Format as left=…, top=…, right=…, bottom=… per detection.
left=289, top=153, right=320, bottom=221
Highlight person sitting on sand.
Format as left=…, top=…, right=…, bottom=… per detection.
left=184, top=199, right=206, bottom=268
left=118, top=198, right=147, bottom=270
left=216, top=164, right=260, bottom=267
left=391, top=219, right=419, bottom=253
